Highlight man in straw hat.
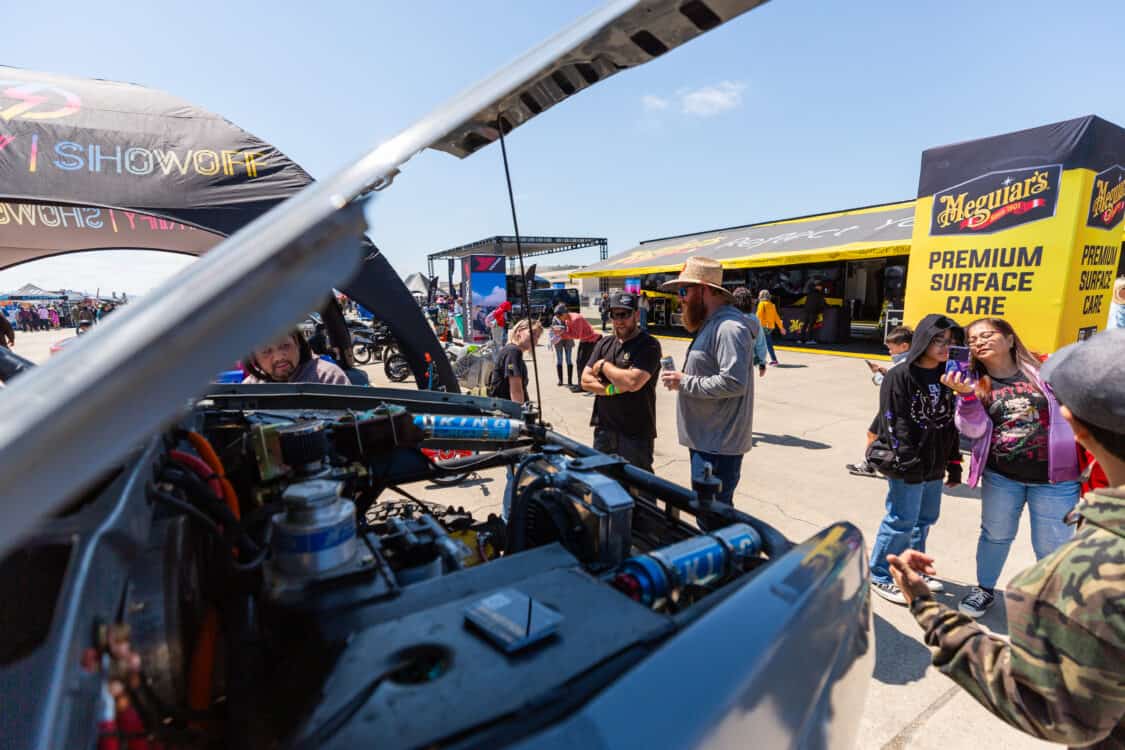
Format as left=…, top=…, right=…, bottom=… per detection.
left=660, top=257, right=755, bottom=510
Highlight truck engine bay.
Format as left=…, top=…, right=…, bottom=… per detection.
left=3, top=385, right=831, bottom=750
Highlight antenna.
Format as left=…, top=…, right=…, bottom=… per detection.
left=496, top=120, right=543, bottom=424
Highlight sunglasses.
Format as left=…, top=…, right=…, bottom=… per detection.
left=677, top=285, right=699, bottom=299
left=610, top=309, right=633, bottom=320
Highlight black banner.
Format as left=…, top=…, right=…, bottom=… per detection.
left=1087, top=164, right=1125, bottom=230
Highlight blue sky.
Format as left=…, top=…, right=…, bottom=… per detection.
left=2, top=0, right=1124, bottom=294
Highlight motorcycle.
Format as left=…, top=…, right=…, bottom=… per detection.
left=351, top=322, right=397, bottom=365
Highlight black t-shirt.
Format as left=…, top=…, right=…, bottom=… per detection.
left=488, top=344, right=528, bottom=401
left=588, top=330, right=662, bottom=438
left=983, top=371, right=1050, bottom=483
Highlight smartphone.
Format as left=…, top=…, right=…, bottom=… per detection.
left=945, top=345, right=971, bottom=379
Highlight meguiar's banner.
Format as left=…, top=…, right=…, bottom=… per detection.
left=903, top=116, right=1125, bottom=353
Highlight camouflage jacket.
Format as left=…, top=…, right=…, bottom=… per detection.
left=910, top=484, right=1125, bottom=749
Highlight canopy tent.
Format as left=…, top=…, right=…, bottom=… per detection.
left=572, top=201, right=916, bottom=278
left=426, top=235, right=607, bottom=278
left=0, top=65, right=312, bottom=269
left=2, top=283, right=62, bottom=300
left=402, top=272, right=431, bottom=297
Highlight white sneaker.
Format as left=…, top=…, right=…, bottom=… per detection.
left=871, top=580, right=906, bottom=605
left=922, top=575, right=944, bottom=593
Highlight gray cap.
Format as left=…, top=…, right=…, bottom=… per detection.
left=1040, top=327, right=1125, bottom=433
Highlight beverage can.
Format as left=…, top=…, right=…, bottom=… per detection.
left=660, top=356, right=675, bottom=371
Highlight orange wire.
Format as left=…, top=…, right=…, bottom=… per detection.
left=186, top=431, right=241, bottom=520
left=188, top=606, right=220, bottom=716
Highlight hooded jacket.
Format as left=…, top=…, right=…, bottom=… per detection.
left=874, top=314, right=962, bottom=483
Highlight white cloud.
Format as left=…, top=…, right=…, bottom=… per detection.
left=678, top=81, right=746, bottom=117
left=641, top=94, right=670, bottom=111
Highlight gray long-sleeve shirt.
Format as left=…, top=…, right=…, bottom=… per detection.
left=676, top=304, right=754, bottom=454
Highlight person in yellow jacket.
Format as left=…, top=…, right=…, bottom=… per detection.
left=756, top=290, right=786, bottom=366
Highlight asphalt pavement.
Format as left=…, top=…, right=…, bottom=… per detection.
left=8, top=327, right=1053, bottom=749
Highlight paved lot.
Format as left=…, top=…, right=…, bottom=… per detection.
left=9, top=327, right=1052, bottom=749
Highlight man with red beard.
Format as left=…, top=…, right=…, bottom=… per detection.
left=660, top=257, right=755, bottom=510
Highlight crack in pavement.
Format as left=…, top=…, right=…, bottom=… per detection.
left=880, top=685, right=961, bottom=750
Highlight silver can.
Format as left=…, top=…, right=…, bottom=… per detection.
left=660, top=356, right=675, bottom=371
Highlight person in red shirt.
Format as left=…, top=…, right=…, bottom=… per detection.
left=561, top=308, right=602, bottom=393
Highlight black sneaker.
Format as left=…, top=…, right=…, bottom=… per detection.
left=871, top=580, right=906, bottom=605
left=846, top=461, right=878, bottom=477
left=958, top=587, right=995, bottom=618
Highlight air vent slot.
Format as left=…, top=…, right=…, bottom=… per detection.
left=630, top=30, right=669, bottom=57
left=0, top=544, right=72, bottom=665
left=680, top=0, right=722, bottom=31
left=551, top=71, right=577, bottom=96
left=575, top=63, right=600, bottom=84
left=519, top=92, right=543, bottom=115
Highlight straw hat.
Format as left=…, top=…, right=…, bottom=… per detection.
left=659, top=257, right=732, bottom=298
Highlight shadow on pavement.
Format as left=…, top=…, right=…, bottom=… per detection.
left=772, top=363, right=808, bottom=369
left=752, top=432, right=831, bottom=450
left=873, top=613, right=931, bottom=685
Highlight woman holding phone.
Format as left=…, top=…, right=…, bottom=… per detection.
left=941, top=318, right=1081, bottom=617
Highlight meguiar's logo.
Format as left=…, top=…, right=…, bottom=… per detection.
left=931, top=165, right=1060, bottom=235
left=1087, top=165, right=1125, bottom=231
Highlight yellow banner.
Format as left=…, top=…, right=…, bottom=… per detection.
left=905, top=165, right=1124, bottom=353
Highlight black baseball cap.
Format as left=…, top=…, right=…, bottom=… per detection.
left=610, top=293, right=637, bottom=311
left=1041, top=327, right=1125, bottom=433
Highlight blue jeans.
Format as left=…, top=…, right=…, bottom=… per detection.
left=689, top=450, right=744, bottom=506
left=976, top=469, right=1079, bottom=589
left=869, top=478, right=943, bottom=584
left=639, top=308, right=648, bottom=330
left=554, top=342, right=573, bottom=366
left=762, top=329, right=778, bottom=363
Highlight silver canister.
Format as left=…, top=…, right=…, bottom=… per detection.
left=271, top=479, right=357, bottom=578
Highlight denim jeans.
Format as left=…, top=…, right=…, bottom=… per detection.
left=975, top=469, right=1080, bottom=589
left=639, top=308, right=648, bottom=330
left=869, top=478, right=943, bottom=584
left=554, top=342, right=573, bottom=366
left=762, top=329, right=778, bottom=363
left=689, top=450, right=744, bottom=506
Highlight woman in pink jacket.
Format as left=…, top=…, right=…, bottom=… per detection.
left=941, top=318, right=1080, bottom=618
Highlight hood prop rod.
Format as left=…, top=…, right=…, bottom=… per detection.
left=497, top=118, right=544, bottom=425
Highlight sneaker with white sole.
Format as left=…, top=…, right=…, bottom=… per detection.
left=871, top=580, right=906, bottom=605
left=922, top=575, right=944, bottom=593
left=958, top=587, right=995, bottom=618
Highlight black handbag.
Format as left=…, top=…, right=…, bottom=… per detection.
left=864, top=434, right=898, bottom=475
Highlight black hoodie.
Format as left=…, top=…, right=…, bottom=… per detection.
left=874, top=314, right=962, bottom=483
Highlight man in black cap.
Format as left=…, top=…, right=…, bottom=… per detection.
left=581, top=292, right=662, bottom=472
left=886, top=327, right=1125, bottom=748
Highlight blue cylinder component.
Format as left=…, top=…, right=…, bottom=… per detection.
left=616, top=523, right=762, bottom=606
left=413, top=415, right=523, bottom=441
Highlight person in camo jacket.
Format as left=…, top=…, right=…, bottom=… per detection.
left=887, top=327, right=1125, bottom=749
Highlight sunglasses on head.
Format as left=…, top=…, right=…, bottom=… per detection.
left=610, top=309, right=633, bottom=319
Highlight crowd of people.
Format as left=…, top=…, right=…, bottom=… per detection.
left=1, top=300, right=118, bottom=340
